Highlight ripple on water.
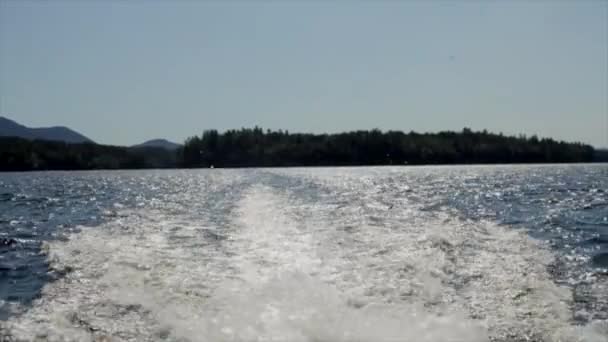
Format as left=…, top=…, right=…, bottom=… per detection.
left=0, top=166, right=607, bottom=341
left=592, top=252, right=608, bottom=268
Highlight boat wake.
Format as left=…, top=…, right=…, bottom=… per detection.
left=1, top=183, right=606, bottom=341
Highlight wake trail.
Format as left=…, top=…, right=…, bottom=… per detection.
left=1, top=175, right=606, bottom=341
left=200, top=185, right=488, bottom=342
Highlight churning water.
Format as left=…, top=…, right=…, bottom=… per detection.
left=0, top=165, right=607, bottom=341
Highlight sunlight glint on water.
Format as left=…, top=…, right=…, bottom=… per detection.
left=1, top=166, right=607, bottom=341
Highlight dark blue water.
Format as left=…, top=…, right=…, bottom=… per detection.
left=0, top=165, right=607, bottom=340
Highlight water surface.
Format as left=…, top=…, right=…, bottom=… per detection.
left=1, top=165, right=607, bottom=341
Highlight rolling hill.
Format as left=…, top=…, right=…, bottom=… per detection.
left=0, top=116, right=93, bottom=143
left=131, top=139, right=181, bottom=150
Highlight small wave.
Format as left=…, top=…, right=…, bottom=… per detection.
left=592, top=252, right=608, bottom=268
left=1, top=183, right=607, bottom=341
left=582, top=234, right=608, bottom=246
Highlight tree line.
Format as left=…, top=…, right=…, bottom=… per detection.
left=180, top=127, right=595, bottom=168
left=0, top=137, right=176, bottom=171
left=0, top=128, right=599, bottom=171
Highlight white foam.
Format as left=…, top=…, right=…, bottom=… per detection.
left=2, top=173, right=606, bottom=341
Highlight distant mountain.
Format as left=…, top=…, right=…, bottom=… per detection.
left=131, top=139, right=181, bottom=150
left=0, top=116, right=93, bottom=144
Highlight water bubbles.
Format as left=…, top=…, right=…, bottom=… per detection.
left=1, top=166, right=607, bottom=341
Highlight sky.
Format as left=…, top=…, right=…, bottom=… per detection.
left=1, top=1, right=607, bottom=147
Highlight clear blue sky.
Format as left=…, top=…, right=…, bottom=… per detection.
left=1, top=1, right=606, bottom=147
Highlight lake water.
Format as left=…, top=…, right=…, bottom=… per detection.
left=0, top=165, right=607, bottom=341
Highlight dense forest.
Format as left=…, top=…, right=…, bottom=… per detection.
left=0, top=137, right=176, bottom=171
left=594, top=149, right=608, bottom=162
left=0, top=128, right=601, bottom=171
left=181, top=128, right=595, bottom=168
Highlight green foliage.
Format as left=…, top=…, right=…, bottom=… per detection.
left=180, top=127, right=595, bottom=168
left=594, top=149, right=608, bottom=162
left=0, top=137, right=176, bottom=171
left=0, top=128, right=596, bottom=171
